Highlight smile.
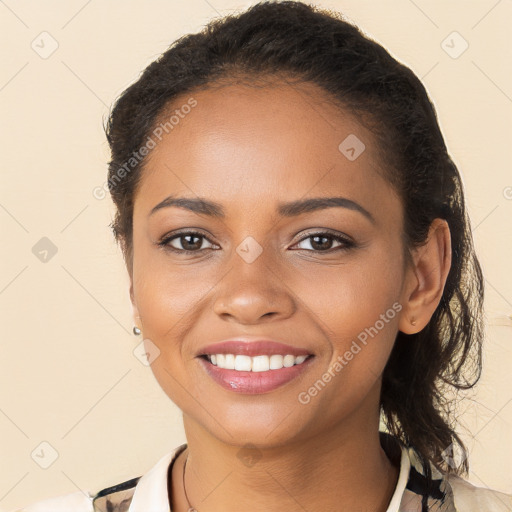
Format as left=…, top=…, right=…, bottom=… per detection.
left=203, top=353, right=310, bottom=371
left=198, top=354, right=315, bottom=394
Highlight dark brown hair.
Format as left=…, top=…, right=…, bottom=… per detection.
left=105, top=2, right=484, bottom=508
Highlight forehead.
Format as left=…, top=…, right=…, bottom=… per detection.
left=135, top=80, right=398, bottom=221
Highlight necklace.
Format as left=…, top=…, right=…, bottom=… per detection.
left=182, top=453, right=198, bottom=512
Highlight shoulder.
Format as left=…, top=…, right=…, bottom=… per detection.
left=391, top=435, right=512, bottom=512
left=446, top=473, right=512, bottom=511
left=9, top=475, right=141, bottom=512
left=8, top=490, right=95, bottom=512
left=10, top=443, right=187, bottom=512
left=10, top=476, right=141, bottom=512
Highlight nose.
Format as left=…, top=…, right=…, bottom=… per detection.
left=212, top=249, right=296, bottom=325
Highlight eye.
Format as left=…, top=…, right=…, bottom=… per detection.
left=157, top=229, right=355, bottom=255
left=158, top=230, right=218, bottom=253
left=291, top=231, right=355, bottom=253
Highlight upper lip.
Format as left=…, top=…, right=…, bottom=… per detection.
left=197, top=338, right=313, bottom=357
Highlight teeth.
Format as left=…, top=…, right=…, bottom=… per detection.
left=234, top=355, right=251, bottom=371
left=283, top=354, right=295, bottom=367
left=224, top=354, right=235, bottom=370
left=269, top=354, right=284, bottom=369
left=206, top=353, right=310, bottom=371
left=252, top=355, right=270, bottom=372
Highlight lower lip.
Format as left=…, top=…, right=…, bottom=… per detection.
left=198, top=356, right=315, bottom=394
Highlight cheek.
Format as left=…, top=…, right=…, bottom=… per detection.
left=132, top=258, right=209, bottom=410
left=303, top=251, right=403, bottom=376
left=306, top=250, right=403, bottom=332
left=133, top=250, right=213, bottom=334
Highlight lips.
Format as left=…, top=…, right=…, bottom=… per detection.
left=195, top=338, right=316, bottom=394
left=198, top=354, right=315, bottom=394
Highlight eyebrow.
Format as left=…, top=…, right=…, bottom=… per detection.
left=149, top=195, right=376, bottom=224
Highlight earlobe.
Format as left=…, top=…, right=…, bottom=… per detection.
left=398, top=218, right=452, bottom=335
left=398, top=313, right=420, bottom=335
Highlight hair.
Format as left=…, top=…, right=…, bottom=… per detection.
left=105, top=1, right=484, bottom=508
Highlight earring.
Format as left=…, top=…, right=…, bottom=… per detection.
left=410, top=318, right=417, bottom=326
left=133, top=326, right=141, bottom=336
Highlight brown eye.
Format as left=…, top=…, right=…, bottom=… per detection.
left=292, top=232, right=355, bottom=253
left=159, top=231, right=217, bottom=253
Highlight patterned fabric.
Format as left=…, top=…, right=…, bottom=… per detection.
left=400, top=444, right=457, bottom=512
left=92, top=476, right=141, bottom=512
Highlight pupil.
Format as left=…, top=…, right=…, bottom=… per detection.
left=312, top=235, right=331, bottom=251
left=183, top=235, right=201, bottom=250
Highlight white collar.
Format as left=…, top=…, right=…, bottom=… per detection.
left=128, top=443, right=187, bottom=512
left=385, top=443, right=411, bottom=512
left=127, top=442, right=410, bottom=512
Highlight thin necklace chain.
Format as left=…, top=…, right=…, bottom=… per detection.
left=182, top=453, right=198, bottom=512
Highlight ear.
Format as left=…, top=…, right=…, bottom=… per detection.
left=398, top=218, right=452, bottom=335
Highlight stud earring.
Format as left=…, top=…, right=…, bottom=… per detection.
left=133, top=326, right=141, bottom=336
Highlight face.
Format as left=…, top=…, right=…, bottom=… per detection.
left=129, top=80, right=414, bottom=448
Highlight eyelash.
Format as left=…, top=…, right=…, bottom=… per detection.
left=157, top=229, right=356, bottom=255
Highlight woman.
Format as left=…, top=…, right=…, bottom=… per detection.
left=14, top=1, right=512, bottom=511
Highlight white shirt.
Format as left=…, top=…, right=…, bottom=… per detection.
left=11, top=436, right=512, bottom=512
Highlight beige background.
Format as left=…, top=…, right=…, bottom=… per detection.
left=1, top=0, right=511, bottom=509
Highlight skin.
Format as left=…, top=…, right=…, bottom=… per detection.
left=128, top=80, right=452, bottom=512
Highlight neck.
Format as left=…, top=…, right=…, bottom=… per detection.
left=170, top=413, right=400, bottom=512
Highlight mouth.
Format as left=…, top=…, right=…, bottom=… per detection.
left=199, top=353, right=313, bottom=371
left=195, top=338, right=316, bottom=394
left=197, top=353, right=316, bottom=394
